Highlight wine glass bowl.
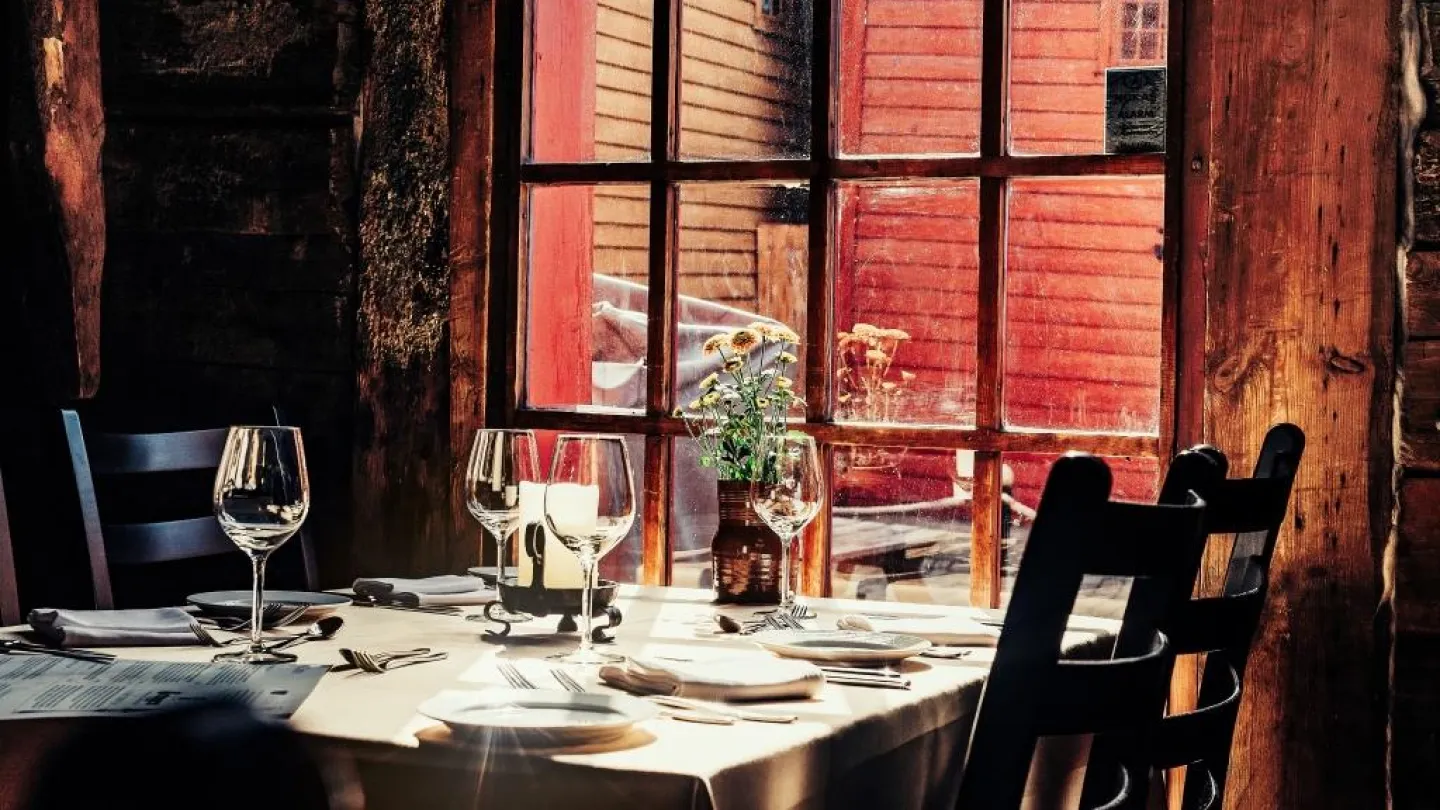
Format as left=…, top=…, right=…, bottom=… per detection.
left=543, top=435, right=636, bottom=665
left=465, top=430, right=542, bottom=620
left=212, top=426, right=310, bottom=665
left=750, top=434, right=825, bottom=610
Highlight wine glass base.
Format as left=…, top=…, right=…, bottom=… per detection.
left=547, top=648, right=624, bottom=665
left=213, top=648, right=298, bottom=665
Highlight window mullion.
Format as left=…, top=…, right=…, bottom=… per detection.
left=971, top=0, right=1012, bottom=609
left=803, top=0, right=836, bottom=597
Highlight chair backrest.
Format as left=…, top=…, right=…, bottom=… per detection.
left=0, top=467, right=19, bottom=625
left=62, top=411, right=318, bottom=608
left=1093, top=424, right=1304, bottom=810
left=956, top=453, right=1209, bottom=810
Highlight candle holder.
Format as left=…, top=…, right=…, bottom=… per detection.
left=481, top=523, right=624, bottom=640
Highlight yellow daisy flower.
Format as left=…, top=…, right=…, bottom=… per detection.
left=699, top=372, right=719, bottom=390
left=724, top=357, right=744, bottom=372
left=756, top=397, right=772, bottom=408
left=700, top=392, right=720, bottom=407
left=774, top=377, right=793, bottom=390
left=865, top=349, right=887, bottom=363
left=728, top=328, right=762, bottom=354
left=777, top=351, right=798, bottom=364
left=702, top=334, right=732, bottom=356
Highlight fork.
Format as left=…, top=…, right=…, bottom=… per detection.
left=0, top=639, right=115, bottom=664
left=498, top=660, right=537, bottom=689
left=338, top=648, right=447, bottom=673
left=188, top=619, right=223, bottom=648
left=551, top=668, right=587, bottom=693
left=201, top=603, right=309, bottom=633
left=350, top=596, right=463, bottom=616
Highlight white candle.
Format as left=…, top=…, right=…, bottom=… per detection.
left=515, top=482, right=594, bottom=589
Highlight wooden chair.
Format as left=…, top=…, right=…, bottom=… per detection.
left=956, top=453, right=1211, bottom=810
left=0, top=467, right=19, bottom=625
left=1108, top=424, right=1305, bottom=809
left=62, top=410, right=318, bottom=609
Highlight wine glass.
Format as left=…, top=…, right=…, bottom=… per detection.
left=750, top=433, right=824, bottom=611
left=543, top=434, right=635, bottom=664
left=212, top=426, right=310, bottom=664
left=465, top=429, right=541, bottom=614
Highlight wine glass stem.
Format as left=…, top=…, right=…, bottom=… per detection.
left=578, top=556, right=596, bottom=656
left=779, top=533, right=795, bottom=608
left=495, top=530, right=508, bottom=583
left=248, top=551, right=270, bottom=653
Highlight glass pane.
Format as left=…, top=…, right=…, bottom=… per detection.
left=679, top=0, right=812, bottom=159
left=1000, top=452, right=1160, bottom=615
left=671, top=437, right=718, bottom=589
left=525, top=430, right=646, bottom=584
left=1010, top=0, right=1168, bottom=155
left=676, top=182, right=810, bottom=407
left=525, top=184, right=651, bottom=411
left=837, top=0, right=982, bottom=155
left=529, top=0, right=653, bottom=162
left=835, top=182, right=979, bottom=425
left=1003, top=177, right=1164, bottom=433
left=831, top=445, right=974, bottom=605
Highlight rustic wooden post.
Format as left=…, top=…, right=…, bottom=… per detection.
left=5, top=0, right=105, bottom=403
left=353, top=0, right=459, bottom=576
left=1200, top=0, right=1397, bottom=807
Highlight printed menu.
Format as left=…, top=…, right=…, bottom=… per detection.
left=0, top=654, right=327, bottom=718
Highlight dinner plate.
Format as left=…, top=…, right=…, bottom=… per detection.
left=187, top=590, right=350, bottom=622
left=418, top=689, right=658, bottom=746
left=753, top=630, right=932, bottom=664
left=465, top=566, right=499, bottom=586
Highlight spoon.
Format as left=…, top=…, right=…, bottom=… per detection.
left=266, top=616, right=344, bottom=652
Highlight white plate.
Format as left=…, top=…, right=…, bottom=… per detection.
left=187, top=590, right=350, bottom=622
left=418, top=688, right=659, bottom=746
left=753, top=630, right=932, bottom=664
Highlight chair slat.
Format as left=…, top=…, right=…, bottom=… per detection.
left=1164, top=588, right=1264, bottom=655
left=1144, top=663, right=1243, bottom=770
left=102, top=518, right=236, bottom=565
left=0, top=468, right=19, bottom=625
left=86, top=429, right=228, bottom=475
left=1035, top=638, right=1174, bottom=736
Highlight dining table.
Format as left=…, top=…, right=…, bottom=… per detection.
left=0, top=586, right=1117, bottom=810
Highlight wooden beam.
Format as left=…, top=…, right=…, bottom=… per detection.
left=1202, top=0, right=1396, bottom=806
left=449, top=0, right=495, bottom=546
left=353, top=0, right=457, bottom=576
left=5, top=0, right=105, bottom=403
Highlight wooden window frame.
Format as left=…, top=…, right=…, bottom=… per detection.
left=483, top=0, right=1194, bottom=608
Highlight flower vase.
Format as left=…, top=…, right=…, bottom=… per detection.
left=711, top=480, right=783, bottom=605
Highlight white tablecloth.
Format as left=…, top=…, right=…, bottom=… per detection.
left=1, top=586, right=1117, bottom=810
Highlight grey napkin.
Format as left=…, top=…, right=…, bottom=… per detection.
left=599, top=655, right=825, bottom=702
left=28, top=608, right=205, bottom=648
left=352, top=575, right=494, bottom=606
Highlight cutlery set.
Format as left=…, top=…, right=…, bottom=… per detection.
left=535, top=662, right=797, bottom=725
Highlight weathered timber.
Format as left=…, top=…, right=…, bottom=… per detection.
left=5, top=0, right=106, bottom=402
left=1407, top=251, right=1440, bottom=339
left=1403, top=340, right=1440, bottom=470
left=1202, top=0, right=1397, bottom=808
left=1394, top=476, right=1440, bottom=810
left=352, top=0, right=458, bottom=576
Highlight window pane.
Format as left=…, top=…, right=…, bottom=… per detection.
left=837, top=0, right=982, bottom=156
left=1003, top=177, right=1164, bottom=433
left=671, top=437, right=718, bottom=589
left=679, top=0, right=812, bottom=159
left=831, top=445, right=973, bottom=605
left=529, top=0, right=653, bottom=162
left=1000, top=452, right=1160, bottom=615
left=1010, top=0, right=1168, bottom=155
left=835, top=182, right=978, bottom=426
left=676, top=182, right=810, bottom=402
left=525, top=184, right=651, bottom=411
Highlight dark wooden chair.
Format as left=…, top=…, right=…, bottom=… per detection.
left=1105, top=424, right=1305, bottom=809
left=62, top=410, right=318, bottom=609
left=0, top=467, right=19, bottom=625
left=956, top=453, right=1211, bottom=810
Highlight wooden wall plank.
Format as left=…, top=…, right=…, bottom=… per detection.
left=352, top=0, right=457, bottom=576
left=1202, top=0, right=1397, bottom=807
left=6, top=0, right=106, bottom=403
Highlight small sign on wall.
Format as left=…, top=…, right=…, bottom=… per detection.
left=1105, top=67, right=1167, bottom=154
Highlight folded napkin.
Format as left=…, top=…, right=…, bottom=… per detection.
left=837, top=613, right=1001, bottom=647
left=600, top=655, right=824, bottom=702
left=28, top=608, right=204, bottom=648
left=352, top=575, right=495, bottom=606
